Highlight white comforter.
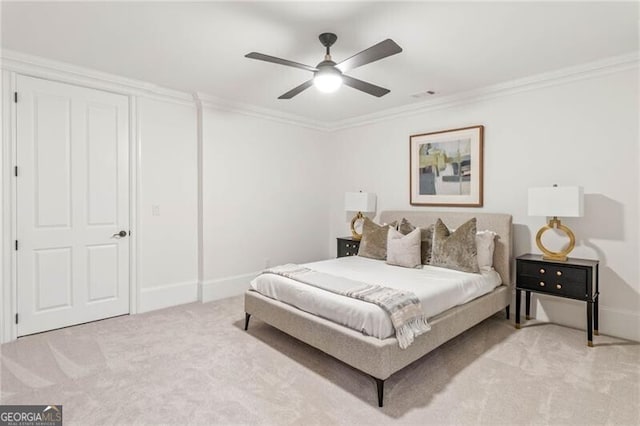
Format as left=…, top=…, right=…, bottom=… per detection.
left=250, top=256, right=502, bottom=339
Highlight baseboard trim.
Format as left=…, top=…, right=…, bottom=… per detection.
left=529, top=294, right=639, bottom=342
left=138, top=280, right=199, bottom=313
left=598, top=305, right=640, bottom=342
left=201, top=272, right=257, bottom=303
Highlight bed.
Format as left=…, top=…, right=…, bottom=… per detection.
left=244, top=211, right=512, bottom=407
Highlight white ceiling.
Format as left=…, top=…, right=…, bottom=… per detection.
left=2, top=1, right=638, bottom=124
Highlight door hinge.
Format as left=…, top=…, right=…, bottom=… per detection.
left=15, top=313, right=18, bottom=324
left=14, top=166, right=18, bottom=177
left=15, top=240, right=18, bottom=250
left=14, top=92, right=17, bottom=103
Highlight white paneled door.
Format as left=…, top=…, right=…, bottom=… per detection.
left=16, top=75, right=130, bottom=336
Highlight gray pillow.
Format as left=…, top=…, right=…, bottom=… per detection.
left=430, top=218, right=480, bottom=273
left=357, top=217, right=396, bottom=260
left=398, top=218, right=434, bottom=265
left=386, top=227, right=422, bottom=268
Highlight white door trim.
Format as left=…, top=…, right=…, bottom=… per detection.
left=1, top=52, right=196, bottom=343
left=129, top=95, right=139, bottom=316
left=1, top=70, right=19, bottom=343
left=0, top=71, right=140, bottom=342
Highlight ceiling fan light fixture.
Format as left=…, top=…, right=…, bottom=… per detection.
left=313, top=67, right=343, bottom=93
left=246, top=32, right=402, bottom=99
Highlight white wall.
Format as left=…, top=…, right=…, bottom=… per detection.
left=137, top=97, right=199, bottom=312
left=201, top=108, right=331, bottom=300
left=2, top=51, right=637, bottom=343
left=327, top=69, right=639, bottom=341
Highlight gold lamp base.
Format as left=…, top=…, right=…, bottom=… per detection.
left=350, top=212, right=364, bottom=240
left=535, top=216, right=575, bottom=262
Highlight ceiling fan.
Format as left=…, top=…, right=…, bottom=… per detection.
left=245, top=33, right=403, bottom=99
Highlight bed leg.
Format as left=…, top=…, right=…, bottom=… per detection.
left=505, top=305, right=510, bottom=320
left=375, top=378, right=385, bottom=407
left=244, top=313, right=251, bottom=331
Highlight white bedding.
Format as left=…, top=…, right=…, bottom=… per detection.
left=250, top=256, right=502, bottom=339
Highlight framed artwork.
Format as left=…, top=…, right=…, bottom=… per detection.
left=409, top=125, right=484, bottom=207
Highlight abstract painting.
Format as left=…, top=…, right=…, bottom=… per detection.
left=409, top=125, right=484, bottom=206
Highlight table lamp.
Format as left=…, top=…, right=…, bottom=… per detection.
left=344, top=192, right=376, bottom=240
left=528, top=185, right=584, bottom=261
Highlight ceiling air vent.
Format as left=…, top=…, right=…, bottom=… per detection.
left=411, top=90, right=436, bottom=98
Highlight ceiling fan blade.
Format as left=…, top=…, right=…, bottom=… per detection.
left=336, top=39, right=403, bottom=73
left=342, top=75, right=390, bottom=97
left=245, top=52, right=318, bottom=73
left=278, top=80, right=314, bottom=99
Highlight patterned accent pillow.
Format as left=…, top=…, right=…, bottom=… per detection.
left=398, top=218, right=435, bottom=265
left=357, top=217, right=397, bottom=260
left=386, top=227, right=422, bottom=268
left=430, top=218, right=480, bottom=273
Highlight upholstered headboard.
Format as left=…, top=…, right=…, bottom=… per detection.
left=379, top=211, right=513, bottom=285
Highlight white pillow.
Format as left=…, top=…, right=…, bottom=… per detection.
left=476, top=230, right=497, bottom=271
left=386, top=227, right=422, bottom=268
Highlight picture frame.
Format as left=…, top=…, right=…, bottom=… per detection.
left=409, top=125, right=484, bottom=207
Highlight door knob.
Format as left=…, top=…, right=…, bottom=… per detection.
left=112, top=230, right=128, bottom=239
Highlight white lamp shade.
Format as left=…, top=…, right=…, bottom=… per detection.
left=528, top=186, right=584, bottom=217
left=345, top=192, right=376, bottom=213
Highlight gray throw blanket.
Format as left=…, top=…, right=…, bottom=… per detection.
left=262, top=264, right=431, bottom=349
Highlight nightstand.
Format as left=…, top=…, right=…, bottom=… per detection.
left=515, top=254, right=599, bottom=346
left=337, top=237, right=360, bottom=258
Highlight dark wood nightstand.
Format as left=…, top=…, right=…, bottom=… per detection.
left=337, top=237, right=360, bottom=258
left=515, top=254, right=599, bottom=346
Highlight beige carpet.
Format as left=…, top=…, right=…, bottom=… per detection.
left=1, top=295, right=638, bottom=425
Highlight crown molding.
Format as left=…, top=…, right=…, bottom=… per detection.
left=326, top=51, right=640, bottom=131
left=197, top=51, right=639, bottom=132
left=2, top=48, right=636, bottom=132
left=195, top=92, right=329, bottom=131
left=0, top=49, right=195, bottom=106
left=0, top=49, right=322, bottom=129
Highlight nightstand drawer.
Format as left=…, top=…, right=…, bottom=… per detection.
left=519, top=262, right=587, bottom=282
left=518, top=275, right=588, bottom=300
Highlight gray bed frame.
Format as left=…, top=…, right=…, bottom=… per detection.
left=244, top=211, right=513, bottom=407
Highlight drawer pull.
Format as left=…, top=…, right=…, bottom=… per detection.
left=346, top=252, right=350, bottom=256
left=556, top=284, right=562, bottom=289
left=346, top=244, right=351, bottom=248
left=556, top=271, right=562, bottom=276
left=539, top=281, right=545, bottom=287
left=539, top=268, right=546, bottom=274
